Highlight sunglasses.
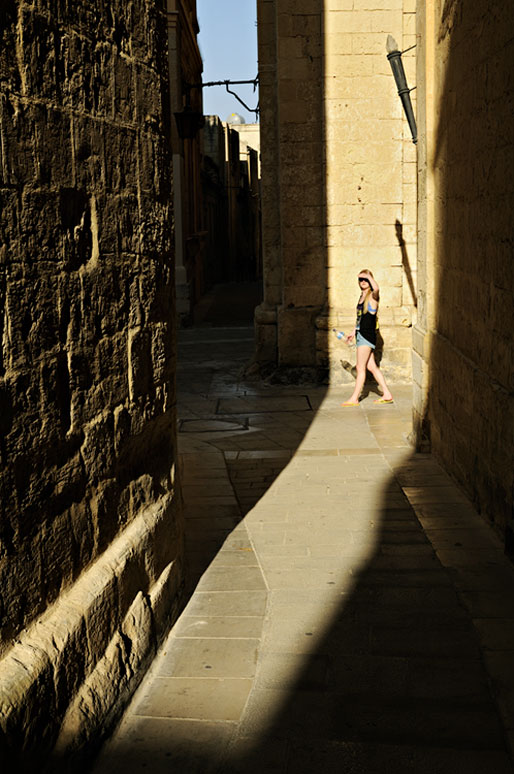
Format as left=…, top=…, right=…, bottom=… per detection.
left=358, top=277, right=370, bottom=283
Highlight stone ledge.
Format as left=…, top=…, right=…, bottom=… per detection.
left=0, top=494, right=184, bottom=773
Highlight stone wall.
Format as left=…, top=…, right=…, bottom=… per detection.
left=201, top=117, right=262, bottom=288
left=255, top=0, right=416, bottom=381
left=415, top=0, right=514, bottom=542
left=231, top=122, right=261, bottom=166
left=255, top=0, right=282, bottom=366
left=256, top=0, right=325, bottom=374
left=0, top=0, right=183, bottom=767
left=202, top=116, right=229, bottom=287
left=167, top=0, right=204, bottom=321
left=322, top=0, right=417, bottom=382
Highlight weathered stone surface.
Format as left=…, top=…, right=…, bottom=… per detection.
left=0, top=0, right=181, bottom=768
left=256, top=1, right=416, bottom=379
left=0, top=499, right=183, bottom=771
left=414, top=0, right=514, bottom=542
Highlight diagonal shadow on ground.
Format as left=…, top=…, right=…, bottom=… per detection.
left=89, top=325, right=514, bottom=774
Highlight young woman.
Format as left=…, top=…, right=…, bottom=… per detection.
left=341, top=269, right=393, bottom=406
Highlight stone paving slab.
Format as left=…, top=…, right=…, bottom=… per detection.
left=282, top=741, right=514, bottom=774
left=155, top=637, right=261, bottom=679
left=91, top=717, right=234, bottom=774
left=183, top=590, right=268, bottom=618
left=91, top=327, right=514, bottom=774
left=218, top=396, right=312, bottom=414
left=173, top=616, right=265, bottom=639
left=132, top=676, right=253, bottom=721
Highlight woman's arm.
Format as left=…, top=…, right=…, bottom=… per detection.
left=365, top=271, right=380, bottom=301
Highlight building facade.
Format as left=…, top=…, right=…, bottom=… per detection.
left=202, top=116, right=262, bottom=288
left=255, top=0, right=417, bottom=381
left=167, top=0, right=205, bottom=321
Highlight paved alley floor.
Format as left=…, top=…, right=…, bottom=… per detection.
left=92, top=325, right=514, bottom=774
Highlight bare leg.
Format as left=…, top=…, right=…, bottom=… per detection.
left=345, top=345, right=372, bottom=403
left=366, top=352, right=393, bottom=400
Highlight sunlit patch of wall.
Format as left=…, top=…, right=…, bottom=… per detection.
left=323, top=0, right=418, bottom=385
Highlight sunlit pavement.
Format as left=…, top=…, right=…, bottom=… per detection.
left=92, top=327, right=514, bottom=774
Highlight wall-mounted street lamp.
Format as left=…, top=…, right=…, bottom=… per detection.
left=386, top=35, right=417, bottom=144
left=174, top=85, right=205, bottom=140
left=174, top=104, right=205, bottom=140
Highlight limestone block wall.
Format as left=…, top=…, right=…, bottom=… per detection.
left=231, top=122, right=261, bottom=167
left=256, top=0, right=326, bottom=373
left=167, top=0, right=203, bottom=321
left=323, top=0, right=417, bottom=382
left=0, top=0, right=183, bottom=767
left=202, top=116, right=228, bottom=286
left=256, top=0, right=416, bottom=380
left=415, top=0, right=514, bottom=541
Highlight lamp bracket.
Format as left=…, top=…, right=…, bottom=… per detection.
left=186, top=76, right=260, bottom=120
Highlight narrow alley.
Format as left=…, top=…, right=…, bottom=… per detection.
left=1, top=2, right=513, bottom=770
left=92, top=300, right=514, bottom=773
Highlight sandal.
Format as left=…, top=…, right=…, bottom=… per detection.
left=341, top=401, right=359, bottom=407
left=373, top=398, right=393, bottom=404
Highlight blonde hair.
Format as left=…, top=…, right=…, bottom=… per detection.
left=359, top=269, right=375, bottom=311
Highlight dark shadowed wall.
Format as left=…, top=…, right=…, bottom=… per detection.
left=415, top=0, right=514, bottom=544
left=0, top=0, right=183, bottom=767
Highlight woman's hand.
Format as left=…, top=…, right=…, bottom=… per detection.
left=363, top=271, right=379, bottom=299
left=346, top=329, right=356, bottom=343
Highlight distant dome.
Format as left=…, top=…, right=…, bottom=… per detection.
left=228, top=112, right=246, bottom=125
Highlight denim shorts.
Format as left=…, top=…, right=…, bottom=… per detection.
left=356, top=331, right=376, bottom=349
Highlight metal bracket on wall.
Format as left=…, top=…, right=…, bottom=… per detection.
left=188, top=76, right=260, bottom=119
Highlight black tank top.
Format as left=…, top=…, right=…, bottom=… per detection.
left=356, top=300, right=377, bottom=345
